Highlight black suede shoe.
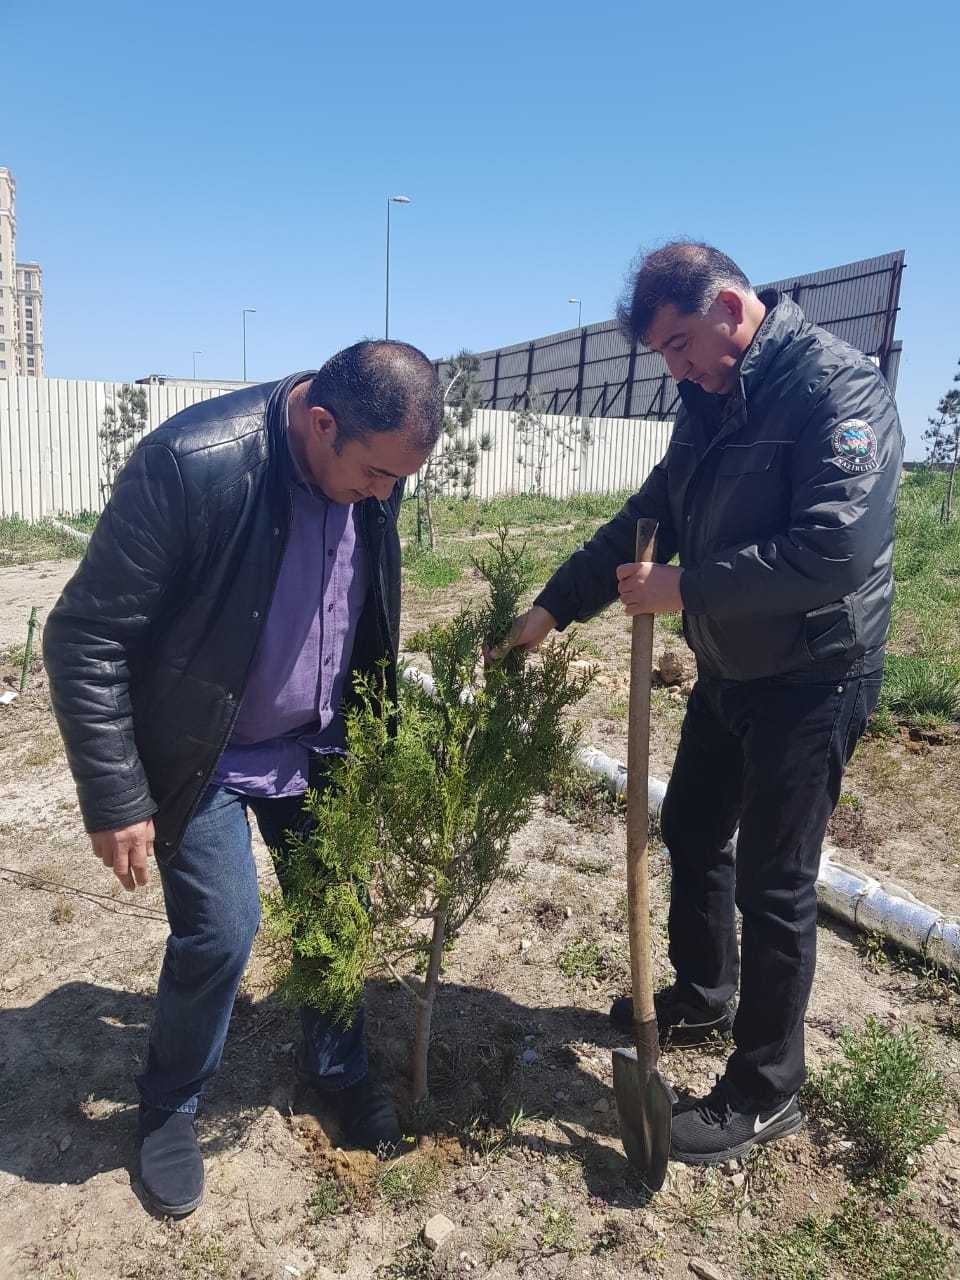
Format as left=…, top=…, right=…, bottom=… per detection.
left=325, top=1076, right=406, bottom=1159
left=670, top=1077, right=802, bottom=1165
left=610, top=983, right=736, bottom=1047
left=138, top=1106, right=204, bottom=1217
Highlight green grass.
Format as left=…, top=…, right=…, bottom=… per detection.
left=402, top=518, right=606, bottom=596
left=805, top=1016, right=946, bottom=1195
left=890, top=470, right=960, bottom=665
left=398, top=490, right=631, bottom=540
left=401, top=543, right=464, bottom=589
left=0, top=513, right=97, bottom=564
left=877, top=652, right=960, bottom=726
left=743, top=1196, right=952, bottom=1280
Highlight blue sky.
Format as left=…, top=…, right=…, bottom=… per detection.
left=4, top=0, right=957, bottom=456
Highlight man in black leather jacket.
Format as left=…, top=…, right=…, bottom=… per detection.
left=44, top=340, right=442, bottom=1215
left=497, top=243, right=903, bottom=1166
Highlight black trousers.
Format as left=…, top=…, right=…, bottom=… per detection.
left=660, top=664, right=881, bottom=1105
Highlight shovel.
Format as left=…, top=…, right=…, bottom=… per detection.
left=612, top=518, right=673, bottom=1191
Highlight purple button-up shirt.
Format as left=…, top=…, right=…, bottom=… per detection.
left=213, top=479, right=369, bottom=798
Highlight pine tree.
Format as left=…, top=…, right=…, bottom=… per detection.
left=923, top=357, right=960, bottom=523
left=419, top=351, right=491, bottom=549
left=261, top=532, right=593, bottom=1101
left=99, top=384, right=148, bottom=502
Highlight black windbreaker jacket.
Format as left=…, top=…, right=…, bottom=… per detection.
left=535, top=292, right=904, bottom=681
left=43, top=374, right=402, bottom=859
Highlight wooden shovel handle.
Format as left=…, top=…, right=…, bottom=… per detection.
left=626, top=519, right=659, bottom=1070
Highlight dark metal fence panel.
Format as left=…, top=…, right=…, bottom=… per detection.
left=438, top=250, right=905, bottom=417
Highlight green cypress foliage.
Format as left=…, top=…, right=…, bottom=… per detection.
left=261, top=531, right=593, bottom=1098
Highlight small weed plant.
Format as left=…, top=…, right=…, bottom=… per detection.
left=545, top=766, right=623, bottom=830
left=539, top=1202, right=578, bottom=1254
left=306, top=1172, right=353, bottom=1222
left=375, top=1155, right=442, bottom=1208
left=743, top=1195, right=952, bottom=1280
left=805, top=1016, right=946, bottom=1194
left=557, top=939, right=609, bottom=981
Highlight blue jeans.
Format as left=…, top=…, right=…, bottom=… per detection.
left=136, top=785, right=367, bottom=1114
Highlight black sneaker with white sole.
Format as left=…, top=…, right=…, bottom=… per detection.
left=669, top=1077, right=802, bottom=1165
left=609, top=983, right=736, bottom=1047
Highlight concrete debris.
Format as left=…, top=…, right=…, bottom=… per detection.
left=423, top=1213, right=456, bottom=1251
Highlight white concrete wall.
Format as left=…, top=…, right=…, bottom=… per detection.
left=0, top=380, right=674, bottom=519
left=0, top=377, right=242, bottom=519
left=419, top=408, right=673, bottom=501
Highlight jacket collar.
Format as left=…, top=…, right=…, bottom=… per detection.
left=265, top=370, right=315, bottom=493
left=736, top=289, right=805, bottom=398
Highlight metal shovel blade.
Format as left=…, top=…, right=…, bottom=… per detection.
left=613, top=1044, right=673, bottom=1190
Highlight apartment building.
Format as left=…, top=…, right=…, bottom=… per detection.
left=0, top=167, right=45, bottom=377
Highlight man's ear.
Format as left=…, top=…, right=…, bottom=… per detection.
left=715, top=289, right=745, bottom=328
left=309, top=405, right=338, bottom=442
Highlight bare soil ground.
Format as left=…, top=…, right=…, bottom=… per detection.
left=1, top=558, right=958, bottom=1280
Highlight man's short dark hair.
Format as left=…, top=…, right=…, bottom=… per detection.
left=617, top=242, right=753, bottom=345
left=308, top=340, right=443, bottom=452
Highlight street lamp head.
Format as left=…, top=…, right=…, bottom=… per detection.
left=568, top=297, right=580, bottom=304
left=243, top=307, right=256, bottom=315
left=390, top=195, right=412, bottom=204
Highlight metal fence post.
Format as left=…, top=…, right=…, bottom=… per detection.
left=575, top=329, right=588, bottom=415
left=623, top=337, right=638, bottom=418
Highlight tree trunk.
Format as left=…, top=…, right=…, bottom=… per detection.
left=411, top=905, right=447, bottom=1103
left=946, top=435, right=958, bottom=523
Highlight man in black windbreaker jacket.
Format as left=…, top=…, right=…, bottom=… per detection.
left=44, top=341, right=442, bottom=1216
left=496, top=242, right=903, bottom=1165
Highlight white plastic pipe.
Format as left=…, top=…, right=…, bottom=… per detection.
left=401, top=662, right=960, bottom=975
left=578, top=745, right=960, bottom=978
left=46, top=517, right=91, bottom=544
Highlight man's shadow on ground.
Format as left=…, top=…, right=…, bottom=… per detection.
left=0, top=977, right=664, bottom=1208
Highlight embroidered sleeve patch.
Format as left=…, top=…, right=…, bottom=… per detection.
left=830, top=420, right=879, bottom=474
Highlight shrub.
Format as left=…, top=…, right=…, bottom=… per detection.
left=743, top=1196, right=952, bottom=1280
left=262, top=531, right=592, bottom=1100
left=805, top=1016, right=946, bottom=1194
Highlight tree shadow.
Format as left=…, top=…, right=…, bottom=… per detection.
left=0, top=980, right=298, bottom=1192
left=0, top=974, right=663, bottom=1208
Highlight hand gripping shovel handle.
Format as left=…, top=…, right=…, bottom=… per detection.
left=626, top=519, right=659, bottom=1072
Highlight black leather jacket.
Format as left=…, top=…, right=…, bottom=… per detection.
left=535, top=293, right=904, bottom=681
left=44, top=374, right=402, bottom=859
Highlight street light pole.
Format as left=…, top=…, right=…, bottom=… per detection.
left=385, top=195, right=411, bottom=339
left=242, top=308, right=256, bottom=381
left=192, top=350, right=204, bottom=379
left=568, top=297, right=582, bottom=329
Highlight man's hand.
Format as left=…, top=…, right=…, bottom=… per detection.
left=91, top=819, right=155, bottom=892
left=616, top=562, right=684, bottom=615
left=484, top=605, right=557, bottom=664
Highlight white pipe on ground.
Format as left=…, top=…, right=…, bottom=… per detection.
left=46, top=518, right=91, bottom=544
left=577, top=746, right=960, bottom=978
left=399, top=664, right=960, bottom=976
